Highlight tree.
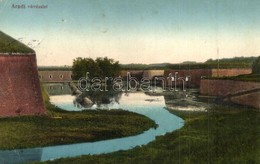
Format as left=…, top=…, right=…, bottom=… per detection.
left=72, top=57, right=121, bottom=80
left=252, top=56, right=260, bottom=74
left=72, top=57, right=102, bottom=80
left=96, top=57, right=121, bottom=78
left=72, top=57, right=84, bottom=80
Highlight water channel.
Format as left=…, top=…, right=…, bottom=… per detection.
left=0, top=83, right=188, bottom=163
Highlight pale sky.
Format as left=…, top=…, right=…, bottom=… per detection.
left=0, top=0, right=260, bottom=66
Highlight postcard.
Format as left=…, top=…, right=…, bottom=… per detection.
left=0, top=0, right=259, bottom=163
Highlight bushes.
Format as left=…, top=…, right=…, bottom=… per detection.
left=72, top=57, right=121, bottom=80
left=252, top=56, right=260, bottom=74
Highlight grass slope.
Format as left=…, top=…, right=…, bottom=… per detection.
left=0, top=31, right=34, bottom=53
left=208, top=74, right=260, bottom=82
left=0, top=86, right=156, bottom=150
left=42, top=103, right=260, bottom=164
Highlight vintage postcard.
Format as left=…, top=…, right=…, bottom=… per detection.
left=0, top=0, right=259, bottom=163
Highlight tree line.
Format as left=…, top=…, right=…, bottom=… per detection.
left=71, top=56, right=260, bottom=80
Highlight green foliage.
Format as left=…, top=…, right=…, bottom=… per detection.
left=121, top=57, right=257, bottom=70
left=166, top=63, right=210, bottom=70
left=121, top=64, right=149, bottom=70
left=204, top=56, right=257, bottom=68
left=0, top=31, right=34, bottom=53
left=121, top=63, right=169, bottom=70
left=181, top=61, right=197, bottom=64
left=72, top=57, right=121, bottom=80
left=38, top=66, right=72, bottom=71
left=167, top=56, right=257, bottom=70
left=252, top=56, right=260, bottom=74
left=72, top=57, right=101, bottom=79
left=207, top=74, right=260, bottom=82
left=0, top=110, right=155, bottom=150
left=96, top=57, right=121, bottom=77
left=45, top=104, right=260, bottom=164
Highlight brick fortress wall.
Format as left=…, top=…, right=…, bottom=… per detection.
left=38, top=68, right=251, bottom=88
left=0, top=55, right=45, bottom=117
left=211, top=68, right=252, bottom=77
left=200, top=79, right=260, bottom=96
left=200, top=79, right=260, bottom=109
left=164, top=69, right=212, bottom=87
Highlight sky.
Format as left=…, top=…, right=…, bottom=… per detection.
left=0, top=0, right=260, bottom=66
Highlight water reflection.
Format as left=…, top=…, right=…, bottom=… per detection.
left=0, top=149, right=42, bottom=164
left=0, top=92, right=183, bottom=163
left=48, top=83, right=207, bottom=112
left=45, top=92, right=183, bottom=157
left=0, top=83, right=198, bottom=163
left=43, top=83, right=72, bottom=95
left=163, top=90, right=208, bottom=111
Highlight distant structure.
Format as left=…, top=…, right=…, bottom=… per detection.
left=38, top=68, right=72, bottom=83
left=164, top=68, right=252, bottom=87
left=0, top=31, right=45, bottom=117
left=143, top=70, right=165, bottom=80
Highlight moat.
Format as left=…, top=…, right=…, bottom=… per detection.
left=0, top=83, right=210, bottom=163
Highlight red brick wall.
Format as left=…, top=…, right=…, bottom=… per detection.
left=164, top=69, right=212, bottom=87
left=230, top=91, right=260, bottom=109
left=164, top=68, right=251, bottom=87
left=120, top=70, right=144, bottom=80
left=200, top=79, right=260, bottom=108
left=0, top=55, right=45, bottom=117
left=143, top=70, right=164, bottom=79
left=200, top=79, right=260, bottom=96
left=119, top=69, right=251, bottom=88
left=211, top=68, right=252, bottom=77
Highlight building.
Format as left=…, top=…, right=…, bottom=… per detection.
left=0, top=31, right=45, bottom=117
left=164, top=68, right=252, bottom=88
left=38, top=70, right=72, bottom=83
left=143, top=70, right=164, bottom=80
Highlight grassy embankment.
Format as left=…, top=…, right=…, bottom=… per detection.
left=43, top=102, right=259, bottom=164
left=0, top=86, right=156, bottom=150
left=208, top=74, right=260, bottom=82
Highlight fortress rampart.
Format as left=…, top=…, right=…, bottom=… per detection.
left=0, top=31, right=45, bottom=117
left=200, top=79, right=260, bottom=109
left=0, top=55, right=45, bottom=116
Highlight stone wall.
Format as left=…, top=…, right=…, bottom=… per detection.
left=200, top=79, right=260, bottom=96
left=230, top=91, right=260, bottom=109
left=211, top=68, right=252, bottom=77
left=143, top=70, right=164, bottom=79
left=200, top=79, right=260, bottom=108
left=164, top=69, right=212, bottom=87
left=38, top=68, right=251, bottom=86
left=120, top=70, right=144, bottom=80
left=0, top=55, right=45, bottom=117
left=164, top=68, right=252, bottom=88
